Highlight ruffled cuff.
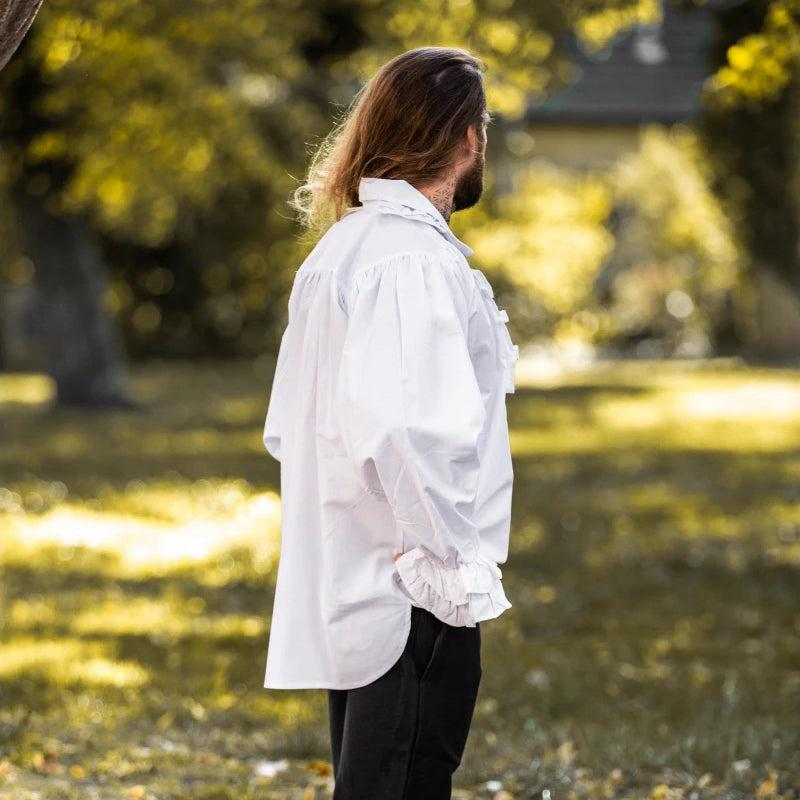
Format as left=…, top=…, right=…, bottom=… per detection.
left=393, top=547, right=512, bottom=628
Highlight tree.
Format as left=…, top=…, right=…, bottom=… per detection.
left=0, top=0, right=324, bottom=403
left=700, top=0, right=800, bottom=356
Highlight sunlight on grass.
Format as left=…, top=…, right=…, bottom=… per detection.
left=70, top=598, right=265, bottom=638
left=511, top=359, right=800, bottom=455
left=0, top=373, right=55, bottom=405
left=5, top=581, right=267, bottom=639
left=678, top=382, right=800, bottom=419
left=1, top=480, right=282, bottom=582
left=0, top=638, right=150, bottom=687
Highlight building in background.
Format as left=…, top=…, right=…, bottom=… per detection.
left=499, top=3, right=715, bottom=181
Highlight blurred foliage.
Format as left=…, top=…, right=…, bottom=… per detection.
left=2, top=360, right=800, bottom=797
left=705, top=0, right=800, bottom=110
left=700, top=0, right=800, bottom=300
left=454, top=167, right=615, bottom=343
left=1, top=0, right=317, bottom=244
left=606, top=126, right=746, bottom=356
left=573, top=0, right=661, bottom=50
left=1, top=0, right=799, bottom=360
left=454, top=125, right=746, bottom=356
left=0, top=0, right=325, bottom=357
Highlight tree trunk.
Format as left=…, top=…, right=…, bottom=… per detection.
left=13, top=188, right=135, bottom=407
left=701, top=1, right=800, bottom=359
left=754, top=269, right=800, bottom=360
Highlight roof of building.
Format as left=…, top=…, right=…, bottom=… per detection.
left=526, top=5, right=716, bottom=124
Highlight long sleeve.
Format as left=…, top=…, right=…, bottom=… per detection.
left=335, top=250, right=511, bottom=627
left=263, top=325, right=291, bottom=462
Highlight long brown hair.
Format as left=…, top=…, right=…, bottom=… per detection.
left=289, top=46, right=489, bottom=239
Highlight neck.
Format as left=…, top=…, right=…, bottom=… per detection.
left=417, top=172, right=457, bottom=223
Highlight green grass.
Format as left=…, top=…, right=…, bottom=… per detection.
left=1, top=358, right=799, bottom=799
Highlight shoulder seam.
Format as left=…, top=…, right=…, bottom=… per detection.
left=348, top=249, right=453, bottom=297
left=357, top=248, right=449, bottom=276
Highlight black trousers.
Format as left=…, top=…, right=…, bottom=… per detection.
left=327, top=604, right=482, bottom=800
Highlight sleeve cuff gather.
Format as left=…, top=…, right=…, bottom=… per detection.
left=393, top=547, right=512, bottom=628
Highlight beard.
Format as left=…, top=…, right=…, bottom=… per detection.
left=452, top=148, right=485, bottom=212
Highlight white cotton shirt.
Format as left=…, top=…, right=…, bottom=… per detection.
left=261, top=176, right=518, bottom=690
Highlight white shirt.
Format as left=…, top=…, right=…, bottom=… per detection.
left=261, top=176, right=518, bottom=690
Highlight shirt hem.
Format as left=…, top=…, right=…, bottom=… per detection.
left=262, top=600, right=413, bottom=691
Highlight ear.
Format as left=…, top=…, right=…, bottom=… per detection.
left=464, top=123, right=479, bottom=154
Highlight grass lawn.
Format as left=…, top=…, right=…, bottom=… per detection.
left=1, top=358, right=799, bottom=799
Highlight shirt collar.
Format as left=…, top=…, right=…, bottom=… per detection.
left=357, top=177, right=474, bottom=258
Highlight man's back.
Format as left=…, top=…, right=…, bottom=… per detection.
left=262, top=177, right=516, bottom=691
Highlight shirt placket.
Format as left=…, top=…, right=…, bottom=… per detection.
left=472, top=270, right=519, bottom=394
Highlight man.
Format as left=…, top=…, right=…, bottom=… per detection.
left=261, top=46, right=517, bottom=799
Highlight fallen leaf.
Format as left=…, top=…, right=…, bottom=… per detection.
left=757, top=778, right=777, bottom=798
